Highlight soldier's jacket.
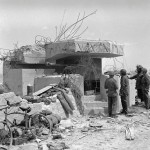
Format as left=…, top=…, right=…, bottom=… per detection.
left=141, top=74, right=150, bottom=91
left=130, top=72, right=143, bottom=89
left=120, top=75, right=129, bottom=96
left=104, top=77, right=118, bottom=97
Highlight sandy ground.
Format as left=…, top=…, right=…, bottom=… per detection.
left=59, top=105, right=150, bottom=150
left=1, top=105, right=150, bottom=150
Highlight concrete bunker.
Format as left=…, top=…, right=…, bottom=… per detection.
left=3, top=40, right=124, bottom=102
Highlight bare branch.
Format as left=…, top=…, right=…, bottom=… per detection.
left=59, top=9, right=66, bottom=36
left=66, top=13, right=81, bottom=38
left=54, top=10, right=97, bottom=42
left=66, top=12, right=85, bottom=39
left=57, top=24, right=67, bottom=41
left=71, top=26, right=88, bottom=40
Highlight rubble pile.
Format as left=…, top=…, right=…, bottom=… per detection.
left=1, top=83, right=150, bottom=149
left=0, top=101, right=150, bottom=149
left=23, top=85, right=81, bottom=119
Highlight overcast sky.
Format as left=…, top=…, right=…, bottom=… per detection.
left=0, top=0, right=150, bottom=72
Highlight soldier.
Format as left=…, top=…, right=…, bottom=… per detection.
left=119, top=69, right=129, bottom=115
left=104, top=71, right=118, bottom=118
left=141, top=68, right=150, bottom=109
left=129, top=65, right=143, bottom=105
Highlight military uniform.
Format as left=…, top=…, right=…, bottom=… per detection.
left=104, top=72, right=118, bottom=117
left=141, top=68, right=150, bottom=109
left=129, top=65, right=143, bottom=103
left=120, top=69, right=129, bottom=114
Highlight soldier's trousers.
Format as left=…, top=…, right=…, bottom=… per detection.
left=108, top=96, right=117, bottom=117
left=137, top=89, right=143, bottom=102
left=121, top=96, right=128, bottom=114
left=142, top=89, right=150, bottom=109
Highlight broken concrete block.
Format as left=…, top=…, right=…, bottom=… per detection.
left=59, top=119, right=74, bottom=129
left=42, top=100, right=66, bottom=118
left=38, top=143, right=49, bottom=150
left=0, top=92, right=22, bottom=105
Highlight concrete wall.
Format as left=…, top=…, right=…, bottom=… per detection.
left=3, top=61, right=44, bottom=96
left=114, top=76, right=122, bottom=113
left=3, top=61, right=23, bottom=96
left=45, top=41, right=76, bottom=60
left=129, top=80, right=136, bottom=106
left=34, top=75, right=62, bottom=92
left=22, top=69, right=44, bottom=95
left=100, top=74, right=108, bottom=101
left=33, top=74, right=84, bottom=95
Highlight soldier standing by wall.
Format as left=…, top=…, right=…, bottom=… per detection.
left=141, top=68, right=150, bottom=109
left=104, top=71, right=118, bottom=118
left=119, top=69, right=129, bottom=115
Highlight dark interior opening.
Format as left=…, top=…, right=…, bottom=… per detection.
left=84, top=80, right=100, bottom=95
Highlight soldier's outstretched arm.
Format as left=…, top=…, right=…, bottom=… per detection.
left=129, top=74, right=137, bottom=79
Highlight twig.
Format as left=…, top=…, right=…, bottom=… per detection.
left=71, top=27, right=88, bottom=39
left=59, top=9, right=66, bottom=35
left=68, top=13, right=80, bottom=36
left=54, top=10, right=97, bottom=42
left=65, top=12, right=85, bottom=40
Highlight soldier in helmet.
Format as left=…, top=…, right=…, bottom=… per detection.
left=129, top=65, right=143, bottom=105
left=141, top=68, right=150, bottom=109
left=104, top=71, right=118, bottom=118
left=119, top=69, right=129, bottom=115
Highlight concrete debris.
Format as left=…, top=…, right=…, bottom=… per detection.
left=52, top=134, right=63, bottom=140
left=38, top=143, right=49, bottom=150
left=33, top=85, right=53, bottom=96
left=47, top=142, right=69, bottom=150
left=25, top=85, right=80, bottom=118
left=81, top=127, right=89, bottom=132
left=125, top=124, right=135, bottom=140
left=1, top=87, right=150, bottom=149
left=0, top=92, right=22, bottom=105
left=59, top=119, right=74, bottom=129
left=0, top=83, right=9, bottom=94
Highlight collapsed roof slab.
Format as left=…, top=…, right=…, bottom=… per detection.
left=6, top=45, right=45, bottom=64
left=45, top=40, right=124, bottom=61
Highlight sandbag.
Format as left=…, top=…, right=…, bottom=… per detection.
left=57, top=92, right=73, bottom=115
left=41, top=110, right=52, bottom=116
left=53, top=114, right=61, bottom=123
left=51, top=114, right=59, bottom=125
left=49, top=119, right=53, bottom=132
left=53, top=86, right=74, bottom=110
left=46, top=114, right=58, bottom=126
left=42, top=116, right=53, bottom=132
left=62, top=91, right=75, bottom=110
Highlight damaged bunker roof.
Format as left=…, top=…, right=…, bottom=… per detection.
left=45, top=39, right=124, bottom=60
